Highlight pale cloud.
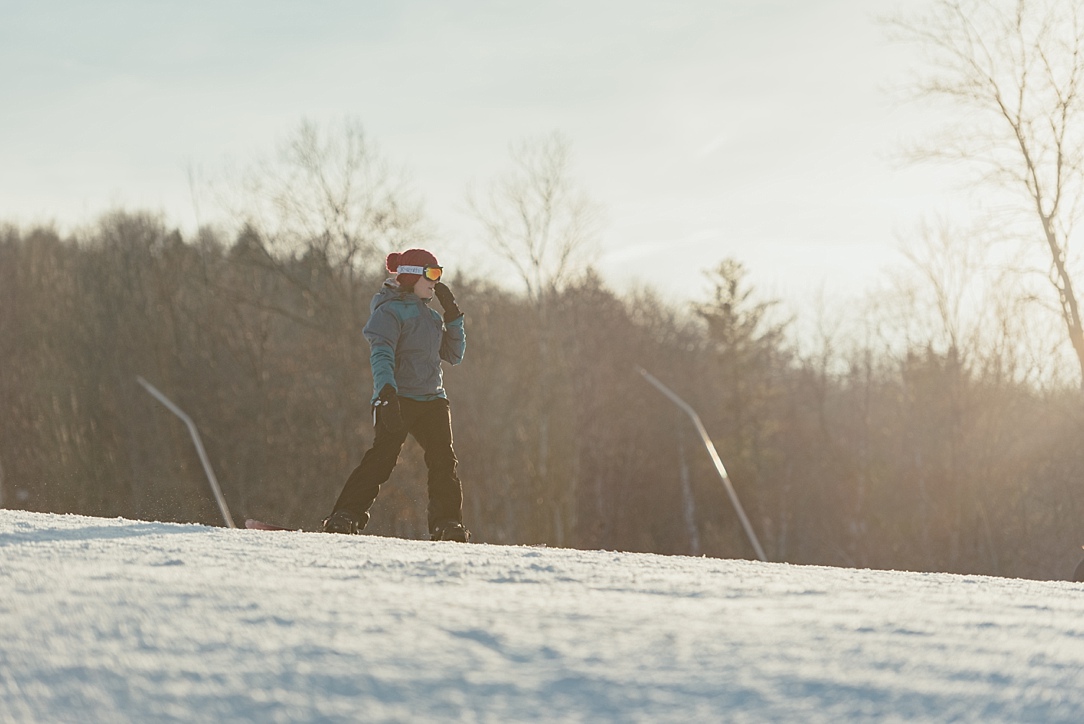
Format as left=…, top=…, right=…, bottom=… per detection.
left=602, top=228, right=722, bottom=265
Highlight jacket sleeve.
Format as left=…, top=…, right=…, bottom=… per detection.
left=440, top=315, right=466, bottom=365
left=363, top=306, right=401, bottom=398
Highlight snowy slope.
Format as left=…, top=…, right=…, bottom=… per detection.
left=1, top=510, right=1083, bottom=723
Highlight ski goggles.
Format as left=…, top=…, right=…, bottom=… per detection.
left=397, top=264, right=443, bottom=281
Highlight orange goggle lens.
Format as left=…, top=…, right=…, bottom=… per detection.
left=423, top=266, right=443, bottom=281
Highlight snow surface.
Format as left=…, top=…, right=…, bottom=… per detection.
left=2, top=510, right=1083, bottom=723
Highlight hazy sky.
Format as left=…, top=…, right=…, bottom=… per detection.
left=1, top=0, right=967, bottom=304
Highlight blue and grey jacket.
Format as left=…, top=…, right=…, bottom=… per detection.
left=363, top=280, right=466, bottom=402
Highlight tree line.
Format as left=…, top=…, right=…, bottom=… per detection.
left=2, top=212, right=1082, bottom=580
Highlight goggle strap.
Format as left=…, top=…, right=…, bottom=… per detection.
left=396, top=264, right=441, bottom=280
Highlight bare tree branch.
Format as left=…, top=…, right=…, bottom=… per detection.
left=887, top=0, right=1084, bottom=386
left=213, top=117, right=428, bottom=275
left=466, top=132, right=603, bottom=305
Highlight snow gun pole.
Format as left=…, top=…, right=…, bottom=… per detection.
left=637, top=367, right=767, bottom=562
left=137, top=376, right=236, bottom=529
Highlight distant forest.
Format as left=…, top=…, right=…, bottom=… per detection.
left=3, top=208, right=1083, bottom=582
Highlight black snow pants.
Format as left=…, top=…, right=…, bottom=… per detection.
left=333, top=397, right=463, bottom=535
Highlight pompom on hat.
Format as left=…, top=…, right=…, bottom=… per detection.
left=386, top=249, right=439, bottom=289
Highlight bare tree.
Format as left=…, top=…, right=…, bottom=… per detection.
left=467, top=132, right=603, bottom=305
left=466, top=132, right=603, bottom=544
left=217, top=117, right=427, bottom=274
left=889, top=0, right=1084, bottom=385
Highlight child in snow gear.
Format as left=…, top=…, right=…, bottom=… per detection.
left=324, top=249, right=470, bottom=542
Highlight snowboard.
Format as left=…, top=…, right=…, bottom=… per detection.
left=244, top=517, right=484, bottom=542
left=244, top=518, right=299, bottom=532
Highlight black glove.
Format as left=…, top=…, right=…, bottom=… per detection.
left=373, top=383, right=404, bottom=434
left=434, top=282, right=463, bottom=322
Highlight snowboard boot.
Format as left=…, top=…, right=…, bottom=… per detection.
left=432, top=521, right=471, bottom=543
left=322, top=510, right=367, bottom=535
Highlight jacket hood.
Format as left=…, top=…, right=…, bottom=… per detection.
left=370, top=278, right=431, bottom=314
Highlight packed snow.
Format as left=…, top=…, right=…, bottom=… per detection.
left=1, top=510, right=1083, bottom=722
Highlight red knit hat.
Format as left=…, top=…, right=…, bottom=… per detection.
left=386, top=248, right=439, bottom=289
